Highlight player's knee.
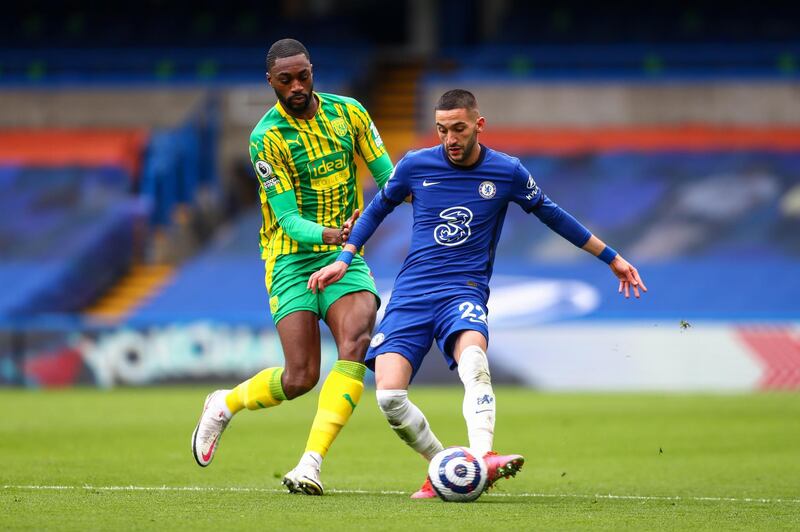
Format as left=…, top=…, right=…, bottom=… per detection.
left=282, top=367, right=320, bottom=399
left=376, top=389, right=408, bottom=424
left=338, top=331, right=371, bottom=362
left=457, top=345, right=491, bottom=385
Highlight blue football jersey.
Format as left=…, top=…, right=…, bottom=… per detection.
left=377, top=144, right=545, bottom=297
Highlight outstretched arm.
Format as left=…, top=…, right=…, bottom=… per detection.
left=308, top=188, right=400, bottom=293
left=530, top=196, right=646, bottom=299
left=512, top=164, right=646, bottom=299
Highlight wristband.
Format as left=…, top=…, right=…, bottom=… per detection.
left=337, top=250, right=354, bottom=266
left=598, top=246, right=618, bottom=264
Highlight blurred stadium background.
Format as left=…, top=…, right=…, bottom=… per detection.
left=1, top=0, right=798, bottom=392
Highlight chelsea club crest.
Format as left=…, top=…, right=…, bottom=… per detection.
left=478, top=181, right=496, bottom=199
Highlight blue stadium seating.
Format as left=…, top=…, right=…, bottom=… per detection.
left=0, top=166, right=148, bottom=319
left=128, top=209, right=267, bottom=327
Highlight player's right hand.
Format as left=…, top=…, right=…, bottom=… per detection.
left=308, top=262, right=349, bottom=293
left=321, top=209, right=360, bottom=245
left=340, top=209, right=360, bottom=242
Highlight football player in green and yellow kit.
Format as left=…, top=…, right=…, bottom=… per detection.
left=191, top=38, right=393, bottom=495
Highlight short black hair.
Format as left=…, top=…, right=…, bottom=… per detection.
left=266, top=38, right=310, bottom=72
left=435, top=89, right=478, bottom=112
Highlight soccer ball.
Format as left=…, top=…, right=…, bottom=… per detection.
left=427, top=447, right=488, bottom=502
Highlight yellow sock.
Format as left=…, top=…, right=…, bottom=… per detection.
left=225, top=367, right=286, bottom=414
left=304, top=360, right=366, bottom=458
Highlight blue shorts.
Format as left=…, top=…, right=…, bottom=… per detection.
left=365, top=287, right=489, bottom=380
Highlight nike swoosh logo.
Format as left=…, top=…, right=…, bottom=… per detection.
left=202, top=435, right=218, bottom=462
left=422, top=180, right=440, bottom=187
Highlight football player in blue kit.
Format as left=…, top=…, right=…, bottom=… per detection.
left=308, top=89, right=647, bottom=498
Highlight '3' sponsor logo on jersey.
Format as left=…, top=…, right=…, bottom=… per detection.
left=434, top=206, right=472, bottom=246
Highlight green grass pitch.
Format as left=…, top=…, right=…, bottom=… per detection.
left=1, top=387, right=799, bottom=530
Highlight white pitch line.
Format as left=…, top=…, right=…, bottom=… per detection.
left=2, top=485, right=799, bottom=504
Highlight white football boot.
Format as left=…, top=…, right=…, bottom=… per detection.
left=283, top=453, right=324, bottom=495
left=191, top=390, right=231, bottom=467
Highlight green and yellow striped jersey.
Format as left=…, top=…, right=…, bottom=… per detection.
left=249, top=92, right=388, bottom=264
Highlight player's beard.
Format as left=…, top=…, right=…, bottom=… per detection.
left=277, top=84, right=313, bottom=114
left=446, top=129, right=479, bottom=165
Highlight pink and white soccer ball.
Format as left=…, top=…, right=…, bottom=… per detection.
left=427, top=446, right=488, bottom=502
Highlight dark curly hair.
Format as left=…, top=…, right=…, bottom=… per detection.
left=266, top=38, right=310, bottom=72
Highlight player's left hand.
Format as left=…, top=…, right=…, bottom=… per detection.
left=308, top=261, right=349, bottom=293
left=610, top=255, right=647, bottom=299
